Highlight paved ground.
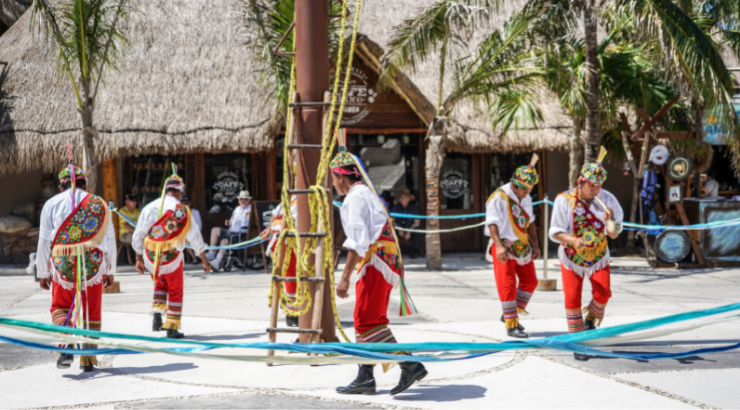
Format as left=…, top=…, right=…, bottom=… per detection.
left=1, top=255, right=740, bottom=409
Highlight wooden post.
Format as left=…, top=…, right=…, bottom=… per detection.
left=536, top=195, right=556, bottom=291
left=266, top=278, right=282, bottom=366
left=102, top=159, right=119, bottom=240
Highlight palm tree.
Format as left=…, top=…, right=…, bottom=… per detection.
left=534, top=0, right=740, bottom=165
left=382, top=0, right=544, bottom=269
left=30, top=0, right=130, bottom=192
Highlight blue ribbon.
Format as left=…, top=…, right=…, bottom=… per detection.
left=2, top=302, right=739, bottom=361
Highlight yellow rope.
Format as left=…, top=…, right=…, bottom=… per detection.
left=267, top=0, right=363, bottom=343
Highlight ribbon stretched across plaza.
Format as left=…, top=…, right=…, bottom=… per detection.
left=1, top=302, right=739, bottom=364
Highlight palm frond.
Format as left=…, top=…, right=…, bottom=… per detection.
left=607, top=0, right=740, bottom=164
left=723, top=29, right=740, bottom=57
left=488, top=88, right=543, bottom=135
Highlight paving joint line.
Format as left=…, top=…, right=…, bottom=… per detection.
left=536, top=352, right=718, bottom=409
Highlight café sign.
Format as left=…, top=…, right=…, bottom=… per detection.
left=440, top=170, right=468, bottom=199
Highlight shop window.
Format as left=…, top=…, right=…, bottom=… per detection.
left=128, top=155, right=187, bottom=207
left=490, top=152, right=540, bottom=202
left=348, top=133, right=420, bottom=206
left=440, top=153, right=473, bottom=210
left=204, top=154, right=252, bottom=214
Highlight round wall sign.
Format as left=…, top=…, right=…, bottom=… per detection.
left=654, top=230, right=691, bottom=263
left=667, top=155, right=692, bottom=181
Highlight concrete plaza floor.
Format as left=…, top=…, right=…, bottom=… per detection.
left=1, top=254, right=740, bottom=409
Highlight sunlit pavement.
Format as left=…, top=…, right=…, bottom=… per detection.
left=2, top=255, right=739, bottom=409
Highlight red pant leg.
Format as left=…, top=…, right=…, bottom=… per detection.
left=561, top=264, right=586, bottom=333
left=585, top=266, right=611, bottom=323
left=161, top=262, right=184, bottom=330
left=50, top=280, right=102, bottom=365
left=514, top=261, right=537, bottom=311
left=283, top=250, right=297, bottom=308
left=152, top=270, right=168, bottom=313
left=492, top=245, right=520, bottom=327
left=354, top=265, right=396, bottom=344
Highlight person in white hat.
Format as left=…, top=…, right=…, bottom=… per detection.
left=206, top=190, right=252, bottom=270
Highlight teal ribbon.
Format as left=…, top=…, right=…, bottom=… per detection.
left=2, top=302, right=739, bottom=361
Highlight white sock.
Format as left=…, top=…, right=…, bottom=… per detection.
left=206, top=250, right=216, bottom=260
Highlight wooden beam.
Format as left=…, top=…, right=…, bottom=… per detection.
left=631, top=93, right=682, bottom=141
left=344, top=127, right=428, bottom=135
left=656, top=132, right=696, bottom=139
left=101, top=159, right=120, bottom=242
left=675, top=202, right=706, bottom=265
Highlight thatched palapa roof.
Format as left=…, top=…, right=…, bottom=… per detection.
left=358, top=0, right=572, bottom=154
left=0, top=0, right=278, bottom=176
left=0, top=0, right=30, bottom=28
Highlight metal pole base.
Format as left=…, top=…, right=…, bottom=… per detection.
left=536, top=278, right=557, bottom=291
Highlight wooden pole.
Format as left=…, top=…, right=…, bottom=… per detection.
left=101, top=159, right=119, bottom=241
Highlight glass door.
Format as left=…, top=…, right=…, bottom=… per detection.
left=439, top=153, right=483, bottom=253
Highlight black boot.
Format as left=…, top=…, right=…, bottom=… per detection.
left=80, top=364, right=95, bottom=372
left=507, top=327, right=529, bottom=339
left=584, top=318, right=596, bottom=331
left=574, top=353, right=589, bottom=361
left=500, top=314, right=525, bottom=331
left=167, top=329, right=185, bottom=339
left=391, top=362, right=428, bottom=396
left=152, top=313, right=163, bottom=331
left=336, top=365, right=376, bottom=395
left=286, top=315, right=299, bottom=328
left=56, top=353, right=74, bottom=369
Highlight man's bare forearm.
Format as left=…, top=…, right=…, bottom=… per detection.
left=526, top=224, right=540, bottom=249
left=488, top=225, right=504, bottom=248
left=342, top=250, right=360, bottom=282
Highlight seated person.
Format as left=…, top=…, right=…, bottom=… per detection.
left=206, top=190, right=252, bottom=270
left=700, top=173, right=719, bottom=198
left=118, top=193, right=140, bottom=265
left=181, top=196, right=203, bottom=265
left=390, top=189, right=421, bottom=258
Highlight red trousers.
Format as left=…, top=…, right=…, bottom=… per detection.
left=283, top=250, right=297, bottom=309
left=491, top=245, right=538, bottom=328
left=50, top=280, right=102, bottom=365
left=152, top=262, right=184, bottom=330
left=561, top=264, right=611, bottom=333
left=354, top=265, right=397, bottom=344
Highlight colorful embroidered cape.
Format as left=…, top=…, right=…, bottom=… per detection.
left=144, top=204, right=191, bottom=270
left=486, top=190, right=532, bottom=265
left=51, top=194, right=110, bottom=286
left=356, top=222, right=403, bottom=287
left=560, top=188, right=609, bottom=275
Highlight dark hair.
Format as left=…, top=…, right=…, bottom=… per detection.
left=59, top=179, right=87, bottom=191
left=166, top=188, right=182, bottom=195
left=333, top=165, right=362, bottom=184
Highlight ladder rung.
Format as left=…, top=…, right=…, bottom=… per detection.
left=284, top=232, right=327, bottom=238
left=272, top=276, right=324, bottom=282
left=289, top=102, right=332, bottom=108
left=287, top=144, right=324, bottom=150
left=266, top=327, right=321, bottom=334
left=287, top=189, right=315, bottom=194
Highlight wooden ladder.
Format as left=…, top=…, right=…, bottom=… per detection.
left=266, top=94, right=333, bottom=366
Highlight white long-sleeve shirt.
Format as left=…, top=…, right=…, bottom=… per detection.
left=548, top=188, right=624, bottom=276
left=485, top=182, right=536, bottom=238
left=229, top=204, right=252, bottom=233
left=340, top=184, right=388, bottom=258
left=36, top=189, right=117, bottom=283
left=132, top=195, right=207, bottom=257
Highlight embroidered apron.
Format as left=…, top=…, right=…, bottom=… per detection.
left=145, top=204, right=191, bottom=275
left=50, top=194, right=110, bottom=287
left=561, top=189, right=608, bottom=273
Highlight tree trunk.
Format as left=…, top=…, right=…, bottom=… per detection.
left=425, top=128, right=446, bottom=270
left=79, top=78, right=99, bottom=193
left=582, top=0, right=600, bottom=163
left=568, top=117, right=585, bottom=187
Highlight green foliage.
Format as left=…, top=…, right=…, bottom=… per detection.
left=244, top=0, right=343, bottom=115
left=30, top=0, right=130, bottom=106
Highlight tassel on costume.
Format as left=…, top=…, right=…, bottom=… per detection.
left=80, top=355, right=98, bottom=366
left=161, top=319, right=181, bottom=330
left=382, top=351, right=409, bottom=373
left=504, top=317, right=520, bottom=329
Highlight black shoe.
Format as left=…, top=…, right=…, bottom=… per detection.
left=80, top=364, right=95, bottom=372
left=391, top=362, right=428, bottom=396
left=500, top=315, right=525, bottom=331
left=584, top=318, right=596, bottom=331
left=166, top=329, right=185, bottom=339
left=574, top=353, right=589, bottom=361
left=506, top=327, right=529, bottom=339
left=153, top=313, right=163, bottom=331
left=285, top=315, right=299, bottom=328
left=56, top=353, right=73, bottom=369
left=336, top=365, right=376, bottom=395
